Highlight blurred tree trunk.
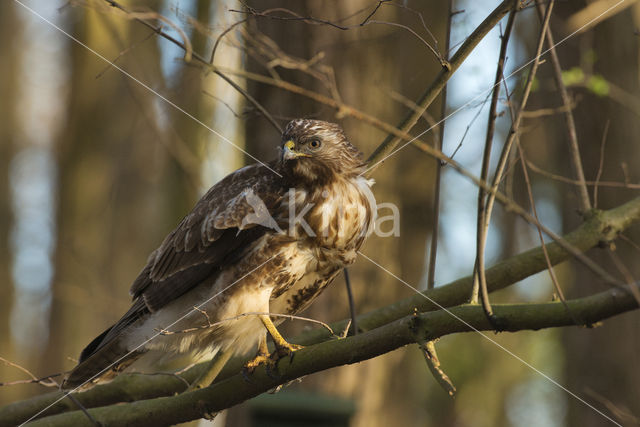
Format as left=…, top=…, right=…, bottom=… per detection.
left=162, top=0, right=214, bottom=212
left=549, top=2, right=640, bottom=425
left=42, top=1, right=189, bottom=386
left=0, top=0, right=19, bottom=405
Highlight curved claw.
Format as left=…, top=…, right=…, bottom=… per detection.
left=241, top=341, right=303, bottom=382
left=274, top=342, right=304, bottom=363
left=242, top=353, right=274, bottom=383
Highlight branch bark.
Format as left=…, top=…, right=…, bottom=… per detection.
left=24, top=284, right=640, bottom=426
left=2, top=196, right=639, bottom=426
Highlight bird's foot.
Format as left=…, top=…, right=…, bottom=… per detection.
left=242, top=353, right=278, bottom=382
left=273, top=341, right=304, bottom=362
left=241, top=341, right=304, bottom=382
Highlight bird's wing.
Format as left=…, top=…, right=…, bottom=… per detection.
left=130, top=163, right=285, bottom=311
left=82, top=163, right=285, bottom=361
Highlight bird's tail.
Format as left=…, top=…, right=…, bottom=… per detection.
left=61, top=326, right=143, bottom=391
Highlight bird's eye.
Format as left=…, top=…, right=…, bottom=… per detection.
left=309, top=139, right=321, bottom=149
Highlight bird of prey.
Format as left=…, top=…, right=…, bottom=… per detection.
left=62, top=119, right=376, bottom=390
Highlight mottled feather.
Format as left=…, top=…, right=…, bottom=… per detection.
left=62, top=119, right=375, bottom=390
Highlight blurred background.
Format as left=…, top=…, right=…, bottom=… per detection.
left=0, top=1, right=639, bottom=426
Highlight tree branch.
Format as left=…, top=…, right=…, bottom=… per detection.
left=3, top=196, right=639, bottom=426
left=25, top=284, right=640, bottom=426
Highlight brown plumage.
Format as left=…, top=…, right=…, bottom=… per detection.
left=62, top=119, right=376, bottom=390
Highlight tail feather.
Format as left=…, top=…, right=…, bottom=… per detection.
left=61, top=327, right=143, bottom=391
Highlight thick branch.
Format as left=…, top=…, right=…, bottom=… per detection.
left=2, top=197, right=639, bottom=425
left=26, top=284, right=640, bottom=426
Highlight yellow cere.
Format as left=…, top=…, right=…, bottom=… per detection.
left=285, top=140, right=295, bottom=150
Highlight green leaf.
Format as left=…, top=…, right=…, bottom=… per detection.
left=587, top=75, right=609, bottom=96
left=561, top=67, right=585, bottom=86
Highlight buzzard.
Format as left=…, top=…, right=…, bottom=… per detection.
left=62, top=119, right=376, bottom=390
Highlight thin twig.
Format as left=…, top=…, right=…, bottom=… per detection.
left=101, top=0, right=282, bottom=133
left=230, top=7, right=350, bottom=30
left=521, top=102, right=576, bottom=118
left=95, top=31, right=156, bottom=79
left=384, top=88, right=440, bottom=142
left=517, top=142, right=579, bottom=322
left=593, top=120, right=610, bottom=209
left=365, top=0, right=516, bottom=174
left=65, top=393, right=101, bottom=426
left=343, top=268, right=358, bottom=335
left=526, top=160, right=640, bottom=189
left=234, top=4, right=446, bottom=66
left=128, top=10, right=193, bottom=61
left=0, top=357, right=60, bottom=388
left=0, top=357, right=39, bottom=382
left=448, top=92, right=493, bottom=161
left=419, top=340, right=456, bottom=396
left=497, top=45, right=578, bottom=321
left=427, top=0, right=453, bottom=290
left=474, top=1, right=555, bottom=324
left=156, top=311, right=338, bottom=338
left=607, top=249, right=640, bottom=305
left=472, top=1, right=519, bottom=314
left=202, top=89, right=244, bottom=118
left=584, top=388, right=640, bottom=426
left=365, top=20, right=446, bottom=67
left=620, top=234, right=640, bottom=252
left=535, top=0, right=592, bottom=213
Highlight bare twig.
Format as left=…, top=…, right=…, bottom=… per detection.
left=0, top=357, right=60, bottom=388
left=472, top=0, right=519, bottom=315
left=95, top=31, right=156, bottom=79
left=526, top=160, right=640, bottom=190
left=593, top=120, right=610, bottom=209
left=65, top=393, right=100, bottom=426
left=474, top=0, right=555, bottom=324
left=584, top=388, right=640, bottom=426
left=343, top=268, right=358, bottom=336
left=535, top=0, right=592, bottom=213
left=128, top=10, right=193, bottom=61
left=202, top=89, right=244, bottom=118
left=230, top=6, right=351, bottom=30
left=427, top=0, right=453, bottom=290
left=365, top=20, right=446, bottom=67
left=101, top=0, right=282, bottom=133
left=365, top=0, right=516, bottom=174
left=419, top=340, right=456, bottom=396
left=234, top=3, right=446, bottom=66
left=620, top=234, right=640, bottom=252
left=498, top=62, right=578, bottom=321
left=384, top=88, right=439, bottom=140
left=521, top=102, right=576, bottom=118
left=156, top=311, right=338, bottom=338
left=359, top=0, right=389, bottom=26
left=448, top=92, right=493, bottom=161
left=516, top=140, right=579, bottom=321
left=607, top=249, right=640, bottom=305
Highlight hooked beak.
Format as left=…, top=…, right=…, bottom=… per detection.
left=282, top=140, right=311, bottom=161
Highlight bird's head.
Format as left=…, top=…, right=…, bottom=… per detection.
left=279, top=119, right=365, bottom=183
